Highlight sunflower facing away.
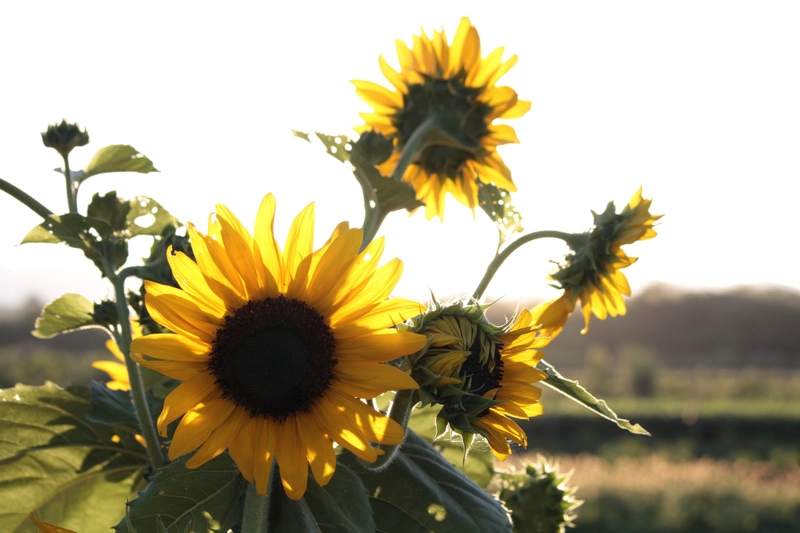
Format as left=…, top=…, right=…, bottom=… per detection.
left=533, top=187, right=662, bottom=337
left=410, top=302, right=549, bottom=460
left=353, top=16, right=530, bottom=220
left=130, top=194, right=427, bottom=499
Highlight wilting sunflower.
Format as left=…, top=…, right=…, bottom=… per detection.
left=130, top=194, right=426, bottom=500
left=92, top=320, right=143, bottom=391
left=535, top=187, right=662, bottom=336
left=29, top=513, right=76, bottom=533
left=409, top=301, right=549, bottom=460
left=353, top=17, right=530, bottom=220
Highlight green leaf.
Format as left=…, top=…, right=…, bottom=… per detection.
left=0, top=383, right=147, bottom=533
left=32, top=293, right=100, bottom=338
left=87, top=191, right=132, bottom=232
left=115, top=454, right=247, bottom=533
left=81, top=145, right=158, bottom=182
left=303, top=463, right=375, bottom=533
left=537, top=358, right=650, bottom=435
left=126, top=196, right=180, bottom=237
left=340, top=430, right=512, bottom=533
left=21, top=213, right=124, bottom=274
left=292, top=131, right=423, bottom=216
left=86, top=382, right=165, bottom=446
left=478, top=183, right=523, bottom=243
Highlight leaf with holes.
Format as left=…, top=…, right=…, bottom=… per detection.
left=114, top=454, right=247, bottom=533
left=537, top=359, right=650, bottom=435
left=80, top=145, right=158, bottom=183
left=478, top=183, right=523, bottom=243
left=126, top=196, right=180, bottom=237
left=340, top=430, right=512, bottom=533
left=32, top=293, right=101, bottom=339
left=0, top=383, right=146, bottom=533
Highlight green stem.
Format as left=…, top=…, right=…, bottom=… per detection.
left=110, top=268, right=166, bottom=470
left=242, top=479, right=271, bottom=533
left=389, top=115, right=439, bottom=184
left=360, top=210, right=386, bottom=252
left=366, top=389, right=417, bottom=470
left=61, top=154, right=78, bottom=214
left=472, top=230, right=581, bottom=300
left=0, top=177, right=54, bottom=219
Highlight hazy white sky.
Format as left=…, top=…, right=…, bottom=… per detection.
left=1, top=1, right=798, bottom=308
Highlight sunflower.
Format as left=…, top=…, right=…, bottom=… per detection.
left=29, top=513, right=76, bottom=533
left=535, top=187, right=662, bottom=336
left=409, top=302, right=549, bottom=460
left=92, top=320, right=144, bottom=391
left=129, top=194, right=427, bottom=500
left=353, top=17, right=530, bottom=220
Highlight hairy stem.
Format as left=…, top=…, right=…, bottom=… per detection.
left=472, top=230, right=580, bottom=300
left=365, top=389, right=417, bottom=470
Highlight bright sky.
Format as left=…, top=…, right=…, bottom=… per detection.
left=1, top=2, right=798, bottom=308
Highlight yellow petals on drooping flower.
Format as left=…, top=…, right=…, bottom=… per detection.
left=540, top=187, right=662, bottom=336
left=354, top=17, right=529, bottom=220
left=131, top=193, right=427, bottom=500
left=92, top=320, right=144, bottom=391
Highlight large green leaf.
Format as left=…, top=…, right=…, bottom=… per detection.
left=32, top=293, right=100, bottom=338
left=340, top=430, right=512, bottom=533
left=537, top=359, right=650, bottom=435
left=115, top=454, right=247, bottom=533
left=21, top=213, right=122, bottom=274
left=270, top=464, right=376, bottom=533
left=0, top=383, right=147, bottom=533
left=80, top=145, right=158, bottom=182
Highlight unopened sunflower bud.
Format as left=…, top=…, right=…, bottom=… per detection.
left=41, top=119, right=90, bottom=157
left=355, top=129, right=394, bottom=166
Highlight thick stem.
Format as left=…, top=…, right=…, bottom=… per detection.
left=62, top=154, right=78, bottom=214
left=110, top=270, right=166, bottom=470
left=360, top=210, right=386, bottom=252
left=472, top=230, right=581, bottom=301
left=365, top=389, right=417, bottom=470
left=389, top=115, right=439, bottom=184
left=241, top=480, right=271, bottom=533
left=0, top=177, right=54, bottom=219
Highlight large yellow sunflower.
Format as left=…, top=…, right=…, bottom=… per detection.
left=534, top=187, right=662, bottom=336
left=130, top=194, right=427, bottom=500
left=353, top=17, right=530, bottom=220
left=410, top=303, right=549, bottom=460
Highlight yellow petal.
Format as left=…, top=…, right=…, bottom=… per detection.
left=330, top=390, right=405, bottom=445
left=254, top=418, right=276, bottom=496
left=311, top=395, right=379, bottom=462
left=274, top=417, right=309, bottom=500
left=334, top=298, right=425, bottom=338
left=296, top=411, right=336, bottom=486
left=335, top=362, right=419, bottom=393
left=336, top=330, right=427, bottom=362
left=283, top=202, right=315, bottom=287
left=186, top=407, right=248, bottom=468
left=253, top=193, right=283, bottom=297
left=167, top=249, right=227, bottom=316
left=169, top=395, right=235, bottom=460
left=157, top=371, right=217, bottom=436
left=215, top=203, right=261, bottom=299
left=131, top=333, right=210, bottom=362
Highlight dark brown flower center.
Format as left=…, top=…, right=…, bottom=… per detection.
left=393, top=71, right=492, bottom=178
left=208, top=296, right=336, bottom=419
left=460, top=333, right=504, bottom=398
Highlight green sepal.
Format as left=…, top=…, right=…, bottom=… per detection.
left=0, top=382, right=146, bottom=533
left=341, top=429, right=510, bottom=532
left=477, top=182, right=524, bottom=242
left=537, top=359, right=650, bottom=435
left=115, top=454, right=247, bottom=533
left=78, top=144, right=159, bottom=184
left=32, top=293, right=102, bottom=338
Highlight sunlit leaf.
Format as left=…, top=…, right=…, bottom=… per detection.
left=32, top=293, right=100, bottom=338
left=340, top=430, right=512, bottom=533
left=115, top=454, right=246, bottom=533
left=81, top=145, right=158, bottom=182
left=0, top=383, right=146, bottom=533
left=126, top=196, right=180, bottom=237
left=537, top=359, right=650, bottom=435
left=478, top=183, right=523, bottom=243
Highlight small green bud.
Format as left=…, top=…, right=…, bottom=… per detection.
left=355, top=130, right=394, bottom=166
left=41, top=119, right=90, bottom=157
left=495, top=457, right=582, bottom=533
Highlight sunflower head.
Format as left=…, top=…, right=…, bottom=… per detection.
left=546, top=187, right=662, bottom=335
left=130, top=194, right=427, bottom=499
left=353, top=17, right=530, bottom=220
left=407, top=300, right=548, bottom=459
